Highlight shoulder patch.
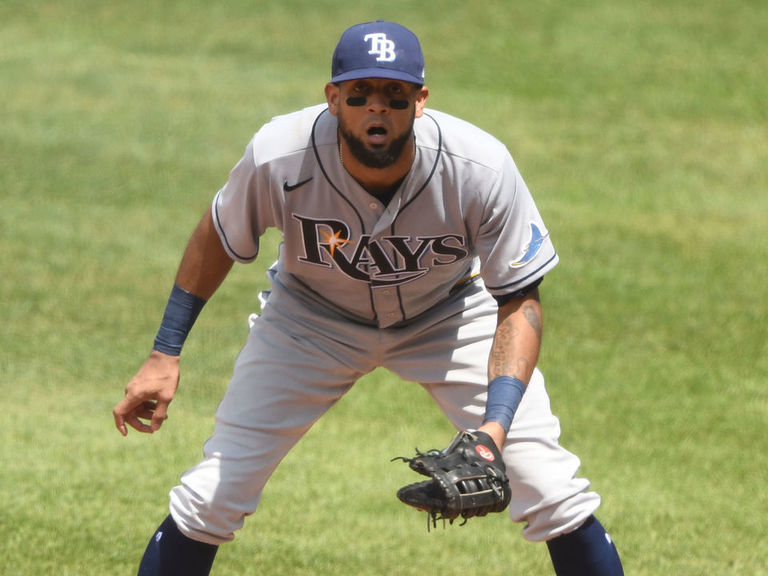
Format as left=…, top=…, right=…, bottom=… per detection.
left=510, top=222, right=548, bottom=268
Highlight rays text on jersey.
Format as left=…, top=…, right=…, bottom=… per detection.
left=294, top=214, right=469, bottom=286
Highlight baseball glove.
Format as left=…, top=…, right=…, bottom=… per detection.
left=393, top=430, right=511, bottom=528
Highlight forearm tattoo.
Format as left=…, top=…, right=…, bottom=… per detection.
left=522, top=303, right=542, bottom=340
left=488, top=302, right=542, bottom=381
left=490, top=322, right=517, bottom=380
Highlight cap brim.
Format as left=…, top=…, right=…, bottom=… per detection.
left=331, top=67, right=424, bottom=86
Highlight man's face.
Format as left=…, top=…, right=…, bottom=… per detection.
left=326, top=78, right=429, bottom=169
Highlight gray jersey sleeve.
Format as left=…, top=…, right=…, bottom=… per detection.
left=473, top=151, right=558, bottom=297
left=211, top=106, right=323, bottom=264
left=211, top=139, right=269, bottom=263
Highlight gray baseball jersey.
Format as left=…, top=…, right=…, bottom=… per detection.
left=170, top=104, right=605, bottom=547
left=212, top=104, right=557, bottom=327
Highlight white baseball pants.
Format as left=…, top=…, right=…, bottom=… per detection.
left=169, top=281, right=600, bottom=545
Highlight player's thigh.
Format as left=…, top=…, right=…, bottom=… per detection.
left=171, top=310, right=365, bottom=542
left=501, top=371, right=600, bottom=539
left=214, top=310, right=362, bottom=433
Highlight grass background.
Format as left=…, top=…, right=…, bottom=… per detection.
left=1, top=0, right=766, bottom=574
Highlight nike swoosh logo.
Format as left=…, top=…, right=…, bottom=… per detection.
left=283, top=177, right=313, bottom=192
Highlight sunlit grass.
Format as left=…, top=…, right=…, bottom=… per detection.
left=2, top=1, right=766, bottom=574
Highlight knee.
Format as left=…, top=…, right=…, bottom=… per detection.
left=169, top=482, right=260, bottom=545
left=514, top=489, right=602, bottom=542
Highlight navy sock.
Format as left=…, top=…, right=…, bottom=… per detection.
left=546, top=515, right=624, bottom=576
left=137, top=515, right=219, bottom=576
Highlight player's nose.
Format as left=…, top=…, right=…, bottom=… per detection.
left=366, top=89, right=390, bottom=112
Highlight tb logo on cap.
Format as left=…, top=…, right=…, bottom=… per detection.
left=364, top=33, right=396, bottom=62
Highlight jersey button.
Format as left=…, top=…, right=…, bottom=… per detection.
left=369, top=202, right=379, bottom=209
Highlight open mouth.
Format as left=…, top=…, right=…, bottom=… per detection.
left=366, top=125, right=389, bottom=146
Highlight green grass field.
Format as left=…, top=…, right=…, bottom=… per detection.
left=2, top=1, right=766, bottom=574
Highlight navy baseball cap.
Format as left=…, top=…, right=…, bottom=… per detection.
left=331, top=21, right=425, bottom=85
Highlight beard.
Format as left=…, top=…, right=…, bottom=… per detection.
left=338, top=111, right=415, bottom=169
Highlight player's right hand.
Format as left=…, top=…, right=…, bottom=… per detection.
left=113, top=350, right=180, bottom=436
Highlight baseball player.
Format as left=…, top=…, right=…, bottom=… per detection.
left=113, top=21, right=625, bottom=576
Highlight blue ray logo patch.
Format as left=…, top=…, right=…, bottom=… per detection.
left=511, top=222, right=548, bottom=268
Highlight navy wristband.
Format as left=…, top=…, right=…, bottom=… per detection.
left=482, top=376, right=526, bottom=433
left=153, top=284, right=207, bottom=356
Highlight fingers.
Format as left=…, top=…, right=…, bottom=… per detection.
left=150, top=400, right=170, bottom=432
left=113, top=397, right=133, bottom=436
left=113, top=399, right=169, bottom=436
left=124, top=413, right=155, bottom=434
left=134, top=401, right=156, bottom=421
left=114, top=354, right=180, bottom=436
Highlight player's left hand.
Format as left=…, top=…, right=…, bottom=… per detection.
left=393, top=430, right=512, bottom=528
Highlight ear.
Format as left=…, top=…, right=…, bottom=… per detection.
left=414, top=85, right=429, bottom=118
left=325, top=83, right=341, bottom=116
